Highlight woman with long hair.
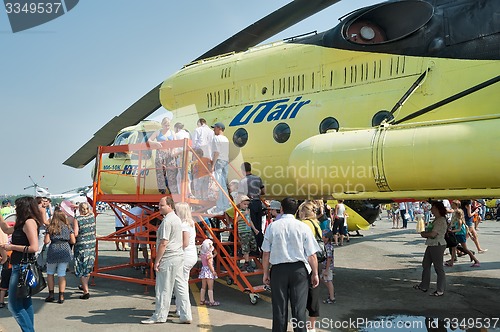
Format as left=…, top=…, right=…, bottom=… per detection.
left=44, top=208, right=76, bottom=304
left=0, top=196, right=43, bottom=332
left=173, top=202, right=196, bottom=318
left=446, top=200, right=480, bottom=267
left=73, top=202, right=96, bottom=300
left=461, top=200, right=487, bottom=253
left=298, top=201, right=322, bottom=331
left=413, top=201, right=448, bottom=296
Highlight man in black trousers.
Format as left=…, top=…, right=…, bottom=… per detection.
left=262, top=197, right=320, bottom=332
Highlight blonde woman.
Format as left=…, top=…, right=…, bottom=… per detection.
left=447, top=201, right=480, bottom=267
left=74, top=202, right=96, bottom=300
left=298, top=201, right=322, bottom=331
left=44, top=208, right=76, bottom=304
left=175, top=202, right=197, bottom=280
left=174, top=202, right=196, bottom=316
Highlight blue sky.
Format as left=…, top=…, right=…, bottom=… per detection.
left=0, top=0, right=378, bottom=195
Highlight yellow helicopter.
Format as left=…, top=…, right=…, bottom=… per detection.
left=65, top=0, right=500, bottom=227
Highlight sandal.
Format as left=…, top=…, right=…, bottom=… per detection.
left=429, top=291, right=444, bottom=297
left=444, top=261, right=453, bottom=267
left=0, top=302, right=5, bottom=308
left=413, top=284, right=428, bottom=292
left=199, top=300, right=206, bottom=305
left=208, top=301, right=220, bottom=306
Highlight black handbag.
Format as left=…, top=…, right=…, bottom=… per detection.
left=309, top=219, right=327, bottom=263
left=16, top=247, right=47, bottom=298
left=445, top=231, right=458, bottom=248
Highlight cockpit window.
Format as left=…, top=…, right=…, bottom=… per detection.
left=114, top=132, right=132, bottom=146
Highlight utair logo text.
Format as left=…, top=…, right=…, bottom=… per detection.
left=229, top=97, right=310, bottom=127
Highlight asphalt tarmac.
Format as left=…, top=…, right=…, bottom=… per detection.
left=1, top=212, right=499, bottom=332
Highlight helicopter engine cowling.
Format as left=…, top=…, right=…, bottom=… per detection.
left=289, top=117, right=500, bottom=200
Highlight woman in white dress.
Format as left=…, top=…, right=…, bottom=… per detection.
left=174, top=202, right=197, bottom=314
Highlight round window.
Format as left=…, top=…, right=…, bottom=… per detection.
left=232, top=128, right=248, bottom=147
left=319, top=117, right=340, bottom=134
left=273, top=123, right=291, bottom=143
left=372, top=111, right=394, bottom=127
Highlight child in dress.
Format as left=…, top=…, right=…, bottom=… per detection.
left=322, top=230, right=335, bottom=304
left=198, top=239, right=219, bottom=306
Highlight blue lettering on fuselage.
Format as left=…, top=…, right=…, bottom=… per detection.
left=229, top=97, right=310, bottom=126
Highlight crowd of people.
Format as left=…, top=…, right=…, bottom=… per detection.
left=399, top=198, right=490, bottom=299
left=0, top=197, right=96, bottom=331
left=0, top=116, right=496, bottom=331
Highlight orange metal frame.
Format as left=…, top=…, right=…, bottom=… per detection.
left=91, top=139, right=268, bottom=298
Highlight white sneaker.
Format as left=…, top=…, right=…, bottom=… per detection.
left=141, top=317, right=165, bottom=324
left=141, top=318, right=157, bottom=324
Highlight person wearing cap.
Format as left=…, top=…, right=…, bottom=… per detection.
left=238, top=162, right=265, bottom=249
left=209, top=122, right=230, bottom=214
left=264, top=200, right=282, bottom=232
left=1, top=200, right=15, bottom=219
left=268, top=200, right=282, bottom=221
left=225, top=194, right=258, bottom=272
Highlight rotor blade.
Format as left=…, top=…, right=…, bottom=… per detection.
left=63, top=84, right=161, bottom=168
left=64, top=0, right=341, bottom=169
left=196, top=0, right=342, bottom=61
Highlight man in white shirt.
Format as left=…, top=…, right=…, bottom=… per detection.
left=209, top=122, right=230, bottom=214
left=262, top=198, right=320, bottom=332
left=142, top=197, right=191, bottom=324
left=174, top=122, right=190, bottom=140
left=192, top=118, right=214, bottom=162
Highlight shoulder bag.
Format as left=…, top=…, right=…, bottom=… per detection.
left=308, top=219, right=327, bottom=263
left=16, top=246, right=46, bottom=298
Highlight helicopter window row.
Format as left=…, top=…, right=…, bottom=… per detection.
left=232, top=117, right=342, bottom=148
left=207, top=89, right=231, bottom=108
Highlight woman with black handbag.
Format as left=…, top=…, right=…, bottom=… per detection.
left=0, top=196, right=43, bottom=332
left=298, top=201, right=323, bottom=332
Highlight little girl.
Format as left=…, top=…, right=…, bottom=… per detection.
left=198, top=239, right=219, bottom=306
left=321, top=229, right=335, bottom=304
left=44, top=208, right=76, bottom=304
